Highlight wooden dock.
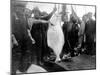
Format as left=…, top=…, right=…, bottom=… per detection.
left=16, top=54, right=96, bottom=75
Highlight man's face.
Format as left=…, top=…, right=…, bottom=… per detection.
left=34, top=11, right=40, bottom=18
left=24, top=8, right=32, bottom=18
left=33, top=7, right=41, bottom=18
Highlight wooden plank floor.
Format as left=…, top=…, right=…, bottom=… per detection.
left=15, top=54, right=96, bottom=75
left=56, top=54, right=96, bottom=71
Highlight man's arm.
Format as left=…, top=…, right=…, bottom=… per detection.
left=33, top=18, right=49, bottom=23
left=30, top=18, right=49, bottom=24
left=27, top=29, right=35, bottom=44
left=40, top=11, right=55, bottom=20
left=39, top=6, right=57, bottom=20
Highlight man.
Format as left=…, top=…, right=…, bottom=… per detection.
left=84, top=13, right=96, bottom=55
left=30, top=6, right=57, bottom=65
left=11, top=5, right=33, bottom=73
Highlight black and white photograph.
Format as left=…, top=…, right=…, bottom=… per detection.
left=11, top=0, right=96, bottom=75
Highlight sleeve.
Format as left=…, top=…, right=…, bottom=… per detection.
left=39, top=11, right=54, bottom=20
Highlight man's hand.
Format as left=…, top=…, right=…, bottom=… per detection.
left=12, top=34, right=18, bottom=48
left=53, top=5, right=57, bottom=13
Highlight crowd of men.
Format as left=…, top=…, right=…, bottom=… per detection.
left=11, top=1, right=96, bottom=75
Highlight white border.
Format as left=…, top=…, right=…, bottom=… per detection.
left=0, top=0, right=100, bottom=75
